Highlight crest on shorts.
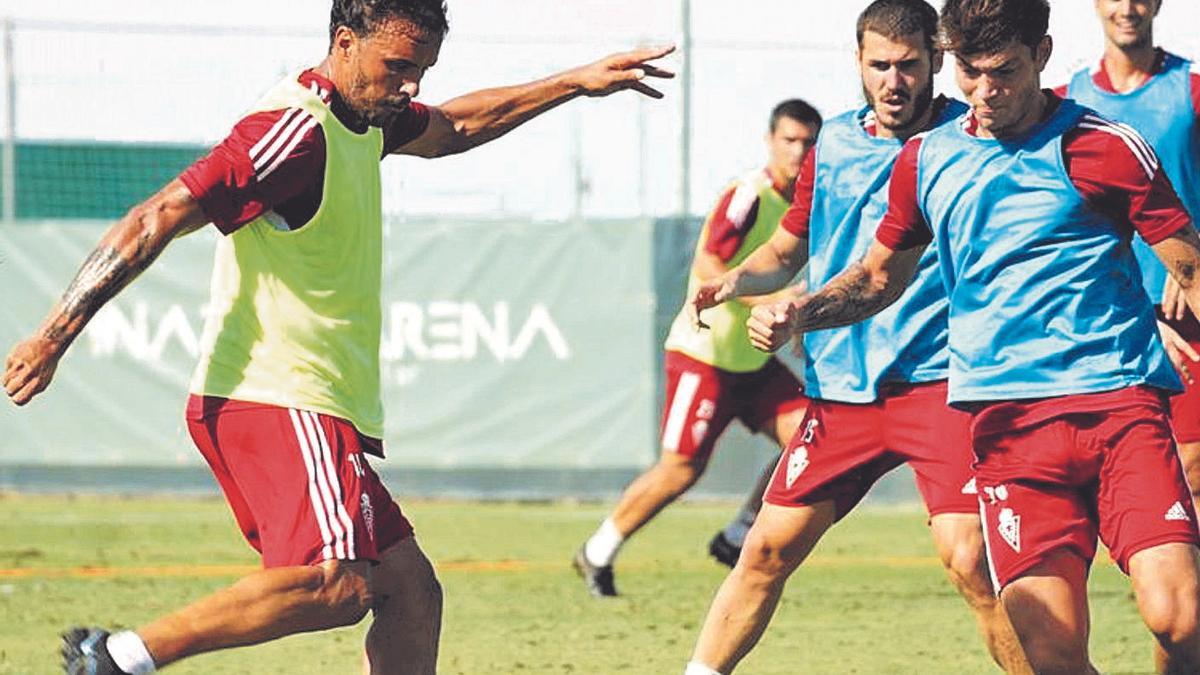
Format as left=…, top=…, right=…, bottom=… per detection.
left=691, top=420, right=710, bottom=446
left=360, top=493, right=375, bottom=542
left=997, top=507, right=1020, bottom=552
left=786, top=446, right=810, bottom=489
left=696, top=399, right=717, bottom=421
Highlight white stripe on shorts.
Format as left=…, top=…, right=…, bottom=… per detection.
left=288, top=409, right=335, bottom=561
left=299, top=411, right=349, bottom=560
left=662, top=371, right=702, bottom=452
left=307, top=411, right=357, bottom=560
left=978, top=499, right=1002, bottom=597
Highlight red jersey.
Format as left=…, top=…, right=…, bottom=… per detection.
left=703, top=169, right=791, bottom=262
left=180, top=69, right=431, bottom=234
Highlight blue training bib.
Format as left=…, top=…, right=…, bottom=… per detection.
left=916, top=99, right=1180, bottom=403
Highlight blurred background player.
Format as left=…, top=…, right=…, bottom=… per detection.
left=682, top=2, right=1026, bottom=673
left=725, top=0, right=1200, bottom=671
left=2, top=0, right=674, bottom=672
left=1057, top=0, right=1200, bottom=514
left=573, top=99, right=820, bottom=596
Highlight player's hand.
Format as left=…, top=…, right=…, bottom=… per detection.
left=567, top=45, right=676, bottom=100
left=1163, top=276, right=1189, bottom=322
left=747, top=300, right=797, bottom=353
left=4, top=336, right=63, bottom=405
left=688, top=276, right=737, bottom=331
left=1159, top=320, right=1199, bottom=386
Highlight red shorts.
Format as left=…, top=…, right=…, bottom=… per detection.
left=1159, top=307, right=1200, bottom=443
left=971, top=386, right=1200, bottom=590
left=763, top=380, right=978, bottom=520
left=660, top=351, right=807, bottom=460
left=186, top=396, right=413, bottom=568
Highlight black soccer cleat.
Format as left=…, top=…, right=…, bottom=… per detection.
left=61, top=627, right=129, bottom=675
left=707, top=531, right=741, bottom=568
left=572, top=546, right=618, bottom=597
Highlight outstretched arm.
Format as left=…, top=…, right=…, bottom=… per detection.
left=396, top=45, right=674, bottom=158
left=746, top=240, right=924, bottom=353
left=689, top=149, right=817, bottom=328
left=4, top=179, right=208, bottom=405
left=689, top=228, right=809, bottom=328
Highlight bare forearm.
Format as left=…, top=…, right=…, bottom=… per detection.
left=1153, top=227, right=1200, bottom=316
left=789, top=261, right=902, bottom=333
left=727, top=238, right=808, bottom=299
left=36, top=181, right=204, bottom=350
left=436, top=73, right=580, bottom=155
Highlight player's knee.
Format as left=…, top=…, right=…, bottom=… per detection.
left=1139, top=581, right=1200, bottom=646
left=739, top=536, right=796, bottom=581
left=941, top=539, right=991, bottom=600
left=318, top=561, right=376, bottom=627
left=656, top=454, right=707, bottom=492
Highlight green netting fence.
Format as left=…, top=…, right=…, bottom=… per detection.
left=9, top=141, right=206, bottom=220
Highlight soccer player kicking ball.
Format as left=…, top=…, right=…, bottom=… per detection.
left=1056, top=0, right=1200, bottom=517
left=573, top=100, right=821, bottom=596
left=691, top=0, right=1200, bottom=672
left=2, top=1, right=673, bottom=673
left=683, top=2, right=1028, bottom=673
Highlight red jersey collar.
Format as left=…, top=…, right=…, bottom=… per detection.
left=861, top=94, right=952, bottom=138
left=961, top=90, right=1063, bottom=137
left=1093, top=47, right=1167, bottom=93
left=298, top=69, right=372, bottom=133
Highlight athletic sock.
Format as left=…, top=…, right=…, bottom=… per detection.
left=720, top=506, right=757, bottom=548
left=584, top=517, right=624, bottom=567
left=106, top=631, right=156, bottom=675
left=684, top=661, right=724, bottom=675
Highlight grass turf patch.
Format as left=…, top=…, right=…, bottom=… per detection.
left=0, top=495, right=1151, bottom=674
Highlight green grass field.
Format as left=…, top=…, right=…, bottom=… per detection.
left=0, top=495, right=1158, bottom=674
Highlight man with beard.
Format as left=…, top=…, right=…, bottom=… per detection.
left=572, top=99, right=820, bottom=597
left=732, top=0, right=1200, bottom=670
left=1056, top=0, right=1200, bottom=516
left=681, top=2, right=1027, bottom=673
left=2, top=1, right=673, bottom=673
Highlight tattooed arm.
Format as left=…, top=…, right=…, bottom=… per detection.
left=745, top=240, right=925, bottom=353
left=1153, top=225, right=1200, bottom=317
left=4, top=179, right=208, bottom=405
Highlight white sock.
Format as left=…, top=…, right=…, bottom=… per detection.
left=684, top=661, right=724, bottom=675
left=584, top=517, right=624, bottom=567
left=721, top=506, right=757, bottom=547
left=106, top=631, right=156, bottom=674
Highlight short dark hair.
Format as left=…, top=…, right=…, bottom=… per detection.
left=856, top=0, right=940, bottom=56
left=939, top=0, right=1050, bottom=56
left=329, top=0, right=449, bottom=46
left=770, top=99, right=822, bottom=134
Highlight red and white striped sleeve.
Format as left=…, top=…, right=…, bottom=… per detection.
left=702, top=180, right=761, bottom=263
left=180, top=99, right=329, bottom=235
left=1067, top=113, right=1190, bottom=244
